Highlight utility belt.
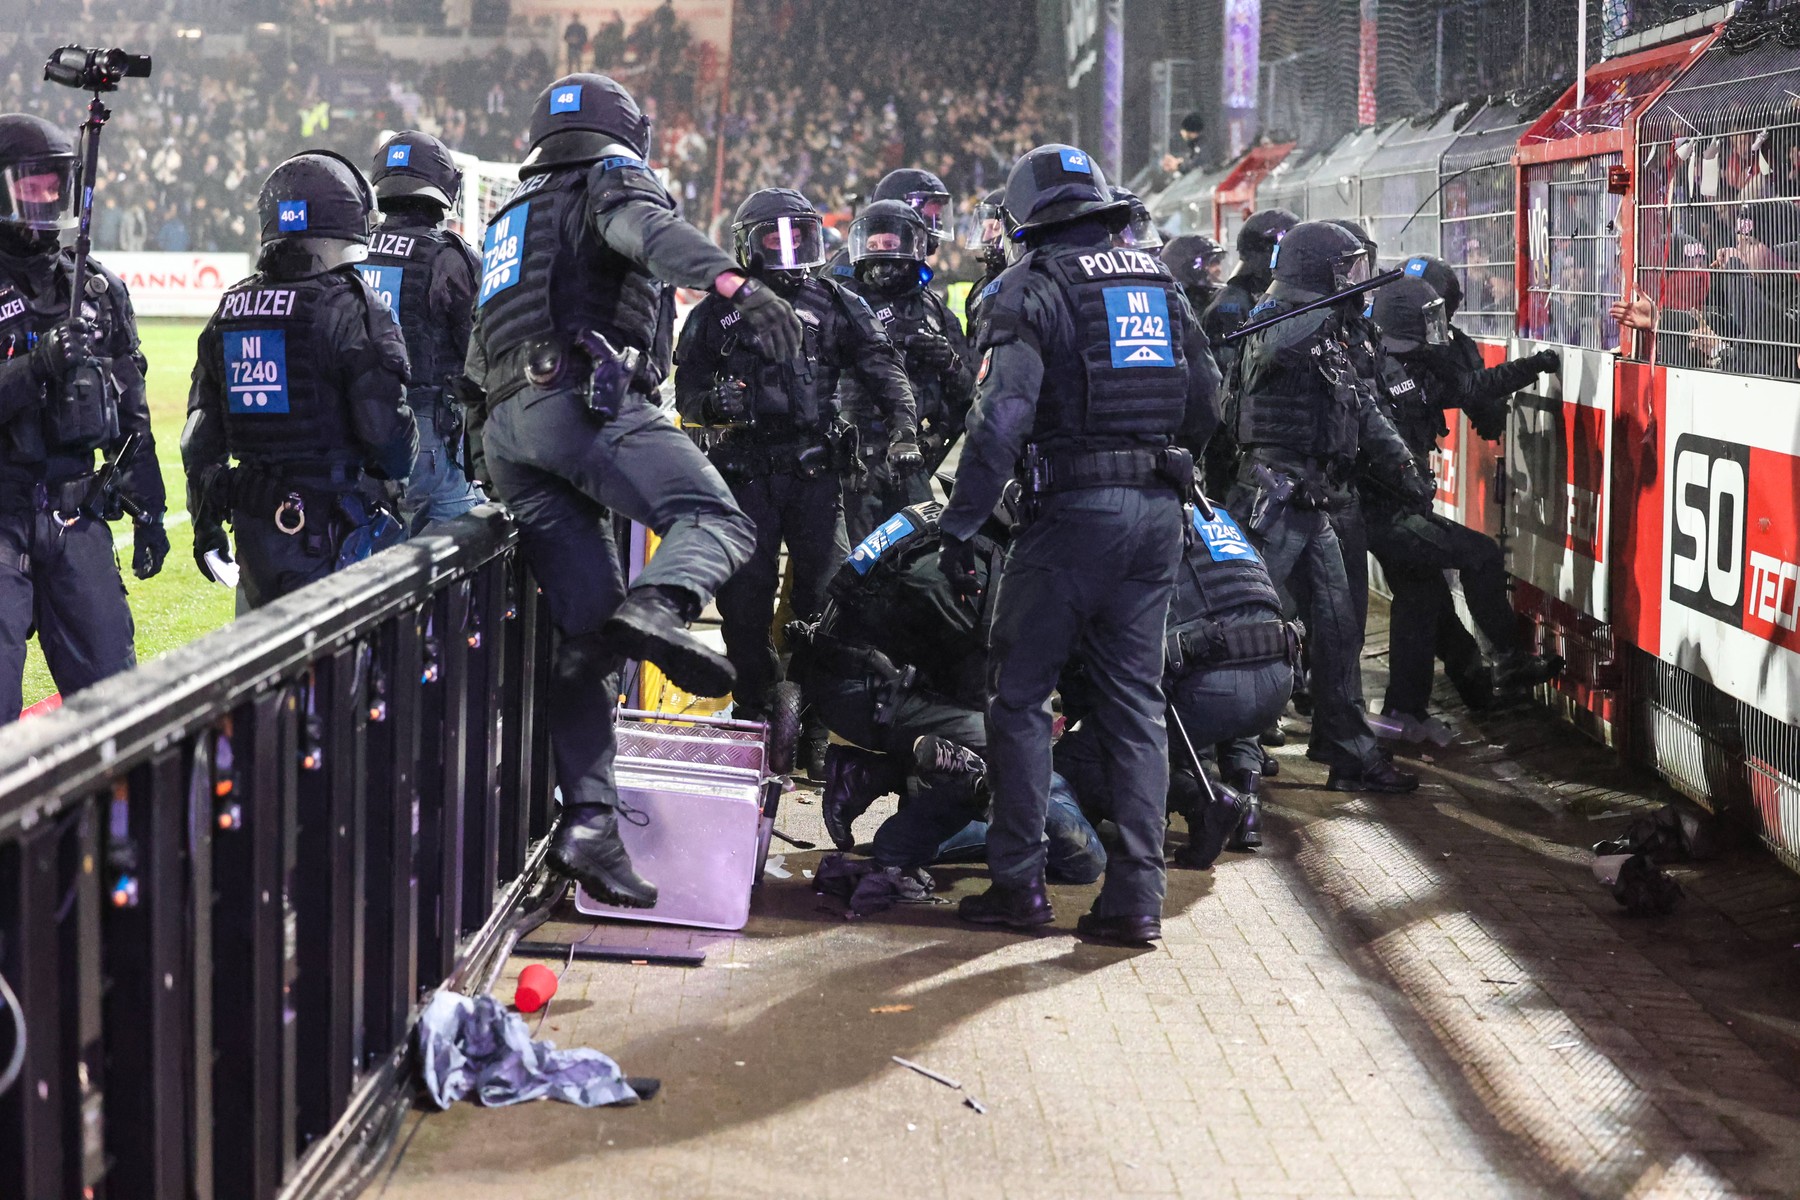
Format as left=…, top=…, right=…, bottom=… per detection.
left=0, top=470, right=101, bottom=523
left=1020, top=444, right=1195, bottom=499
left=494, top=331, right=646, bottom=422
left=227, top=461, right=400, bottom=564
left=1167, top=616, right=1301, bottom=674
left=701, top=419, right=860, bottom=482
left=1240, top=449, right=1354, bottom=512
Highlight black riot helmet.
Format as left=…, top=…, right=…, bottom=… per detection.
left=1112, top=186, right=1163, bottom=250
left=521, top=73, right=651, bottom=174
left=1401, top=253, right=1463, bottom=319
left=1270, top=220, right=1365, bottom=296
left=1161, top=234, right=1228, bottom=292
left=372, top=129, right=462, bottom=209
left=1236, top=207, right=1300, bottom=274
left=258, top=150, right=376, bottom=247
left=733, top=187, right=825, bottom=287
left=964, top=187, right=1009, bottom=263
left=1004, top=144, right=1128, bottom=242
left=0, top=113, right=77, bottom=256
left=1371, top=276, right=1451, bottom=354
left=1327, top=218, right=1377, bottom=282
left=872, top=167, right=952, bottom=247
left=851, top=199, right=931, bottom=295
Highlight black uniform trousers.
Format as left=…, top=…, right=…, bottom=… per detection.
left=715, top=459, right=849, bottom=714
left=1368, top=510, right=1521, bottom=715
left=985, top=485, right=1182, bottom=918
left=845, top=459, right=933, bottom=546
left=483, top=387, right=755, bottom=813
left=0, top=507, right=135, bottom=722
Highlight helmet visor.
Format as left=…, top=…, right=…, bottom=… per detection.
left=850, top=212, right=929, bottom=263
left=1116, top=209, right=1163, bottom=249
left=746, top=216, right=825, bottom=270
left=1344, top=251, right=1374, bottom=285
left=964, top=201, right=1007, bottom=251
left=1422, top=297, right=1450, bottom=346
left=0, top=158, right=77, bottom=231
left=900, top=190, right=953, bottom=235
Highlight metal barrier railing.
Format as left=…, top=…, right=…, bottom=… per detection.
left=0, top=504, right=555, bottom=1200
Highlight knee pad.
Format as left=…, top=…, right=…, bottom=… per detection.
left=822, top=742, right=906, bottom=807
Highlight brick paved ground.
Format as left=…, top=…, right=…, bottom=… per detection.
left=383, top=603, right=1800, bottom=1199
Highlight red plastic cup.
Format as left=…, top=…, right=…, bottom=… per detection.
left=514, top=963, right=558, bottom=1013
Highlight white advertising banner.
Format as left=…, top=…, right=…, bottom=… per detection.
left=1658, top=367, right=1800, bottom=726
left=100, top=252, right=251, bottom=319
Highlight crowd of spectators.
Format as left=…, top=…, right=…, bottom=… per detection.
left=4, top=0, right=1059, bottom=285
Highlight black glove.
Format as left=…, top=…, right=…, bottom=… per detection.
left=31, top=318, right=91, bottom=384
left=193, top=516, right=232, bottom=581
left=132, top=517, right=170, bottom=580
left=1532, top=347, right=1563, bottom=374
left=888, top=429, right=924, bottom=474
left=905, top=331, right=955, bottom=371
left=937, top=534, right=981, bottom=602
left=731, top=276, right=804, bottom=362
left=710, top=376, right=749, bottom=420
left=1468, top=397, right=1509, bottom=442
left=1399, top=468, right=1436, bottom=512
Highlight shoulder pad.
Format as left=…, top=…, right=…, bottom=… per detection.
left=343, top=269, right=411, bottom=374
left=975, top=256, right=1042, bottom=350
left=585, top=157, right=673, bottom=212
left=827, top=279, right=883, bottom=331
left=830, top=261, right=858, bottom=280
left=1259, top=306, right=1332, bottom=351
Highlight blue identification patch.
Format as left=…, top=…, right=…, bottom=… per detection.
left=1102, top=286, right=1174, bottom=368
left=478, top=204, right=529, bottom=305
left=847, top=511, right=916, bottom=575
left=1192, top=506, right=1259, bottom=562
left=1058, top=148, right=1092, bottom=174
left=358, top=265, right=404, bottom=322
left=386, top=144, right=412, bottom=167
left=277, top=201, right=308, bottom=232
left=224, top=330, right=290, bottom=414
left=597, top=154, right=646, bottom=173
left=549, top=85, right=583, bottom=113
left=1404, top=256, right=1428, bottom=278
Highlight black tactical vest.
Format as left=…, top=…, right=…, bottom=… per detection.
left=476, top=168, right=665, bottom=369
left=712, top=279, right=845, bottom=428
left=0, top=260, right=123, bottom=464
left=360, top=224, right=474, bottom=396
left=212, top=271, right=361, bottom=467
left=1029, top=245, right=1188, bottom=443
left=1170, top=504, right=1282, bottom=629
left=1235, top=297, right=1362, bottom=464
left=863, top=287, right=949, bottom=423
left=1376, top=354, right=1441, bottom=464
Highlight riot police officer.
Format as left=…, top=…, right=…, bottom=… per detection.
left=363, top=130, right=484, bottom=533
left=461, top=74, right=796, bottom=909
left=0, top=113, right=167, bottom=721
left=793, top=496, right=1105, bottom=885
left=1054, top=500, right=1296, bottom=865
left=1365, top=273, right=1563, bottom=726
left=1113, top=187, right=1164, bottom=251
left=185, top=152, right=414, bottom=610
left=837, top=199, right=972, bottom=543
left=1200, top=207, right=1298, bottom=496
left=1162, top=234, right=1228, bottom=314
left=1229, top=220, right=1430, bottom=792
left=822, top=166, right=955, bottom=281
left=941, top=143, right=1221, bottom=945
left=675, top=187, right=919, bottom=739
left=962, top=188, right=1009, bottom=344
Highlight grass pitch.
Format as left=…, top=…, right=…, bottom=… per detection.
left=19, top=318, right=239, bottom=708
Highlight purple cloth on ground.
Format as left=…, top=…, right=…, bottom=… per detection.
left=417, top=990, right=641, bottom=1109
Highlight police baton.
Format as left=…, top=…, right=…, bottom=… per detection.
left=1223, top=269, right=1406, bottom=343
left=94, top=431, right=149, bottom=523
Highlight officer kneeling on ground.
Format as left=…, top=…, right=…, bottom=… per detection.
left=791, top=493, right=1105, bottom=891
left=363, top=130, right=484, bottom=533
left=942, top=143, right=1220, bottom=946
left=462, top=75, right=796, bottom=909
left=184, top=151, right=414, bottom=610
left=1055, top=498, right=1297, bottom=867
left=675, top=187, right=919, bottom=764
left=0, top=113, right=168, bottom=721
left=1363, top=274, right=1563, bottom=734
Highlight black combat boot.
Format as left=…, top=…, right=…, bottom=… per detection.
left=820, top=743, right=904, bottom=850
left=1225, top=768, right=1263, bottom=852
left=958, top=876, right=1055, bottom=928
left=601, top=585, right=735, bottom=698
left=1174, top=775, right=1242, bottom=869
left=548, top=805, right=658, bottom=908
left=1447, top=661, right=1496, bottom=710
left=1075, top=910, right=1161, bottom=945
left=1493, top=651, right=1566, bottom=694
left=800, top=721, right=831, bottom=781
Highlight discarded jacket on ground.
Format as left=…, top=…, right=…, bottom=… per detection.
left=417, top=989, right=643, bottom=1108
